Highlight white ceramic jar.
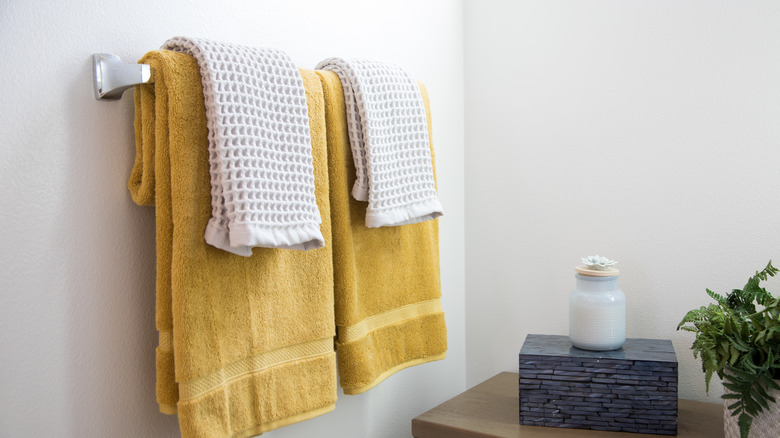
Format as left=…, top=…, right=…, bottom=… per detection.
left=569, top=266, right=625, bottom=351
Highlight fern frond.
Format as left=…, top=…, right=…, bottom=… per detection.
left=683, top=261, right=780, bottom=438
left=706, top=288, right=728, bottom=306
left=755, top=260, right=779, bottom=282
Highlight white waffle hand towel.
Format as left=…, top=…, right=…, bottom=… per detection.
left=316, top=58, right=443, bottom=228
left=163, top=37, right=323, bottom=256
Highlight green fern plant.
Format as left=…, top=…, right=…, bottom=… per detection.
left=677, top=261, right=780, bottom=438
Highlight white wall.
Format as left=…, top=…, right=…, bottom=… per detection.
left=7, top=0, right=779, bottom=434
left=0, top=1, right=465, bottom=437
left=464, top=0, right=780, bottom=404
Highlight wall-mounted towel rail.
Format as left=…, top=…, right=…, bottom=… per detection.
left=92, top=53, right=153, bottom=100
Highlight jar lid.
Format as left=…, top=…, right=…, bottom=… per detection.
left=575, top=266, right=620, bottom=277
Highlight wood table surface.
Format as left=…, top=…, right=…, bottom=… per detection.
left=412, top=372, right=724, bottom=438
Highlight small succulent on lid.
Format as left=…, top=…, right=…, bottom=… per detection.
left=581, top=255, right=618, bottom=271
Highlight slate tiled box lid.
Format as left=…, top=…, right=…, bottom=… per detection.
left=518, top=334, right=678, bottom=435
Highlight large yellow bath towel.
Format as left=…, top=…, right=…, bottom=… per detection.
left=317, top=70, right=447, bottom=395
left=129, top=50, right=337, bottom=437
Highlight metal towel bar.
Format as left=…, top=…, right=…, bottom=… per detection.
left=92, top=53, right=153, bottom=101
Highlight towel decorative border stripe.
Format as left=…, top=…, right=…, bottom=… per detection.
left=158, top=330, right=173, bottom=351
left=159, top=403, right=178, bottom=415
left=178, top=337, right=335, bottom=401
left=337, top=299, right=443, bottom=344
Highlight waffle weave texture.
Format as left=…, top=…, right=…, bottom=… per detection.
left=163, top=36, right=323, bottom=255
left=316, top=58, right=443, bottom=228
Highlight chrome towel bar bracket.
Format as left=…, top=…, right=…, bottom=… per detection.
left=92, top=53, right=153, bottom=101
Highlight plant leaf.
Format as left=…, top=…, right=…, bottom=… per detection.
left=680, top=261, right=780, bottom=438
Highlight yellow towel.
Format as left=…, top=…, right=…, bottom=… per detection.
left=317, top=70, right=448, bottom=395
left=129, top=50, right=337, bottom=437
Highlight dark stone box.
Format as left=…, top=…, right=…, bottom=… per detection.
left=519, top=334, right=678, bottom=435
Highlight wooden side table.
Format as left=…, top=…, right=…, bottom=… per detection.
left=412, top=372, right=724, bottom=438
